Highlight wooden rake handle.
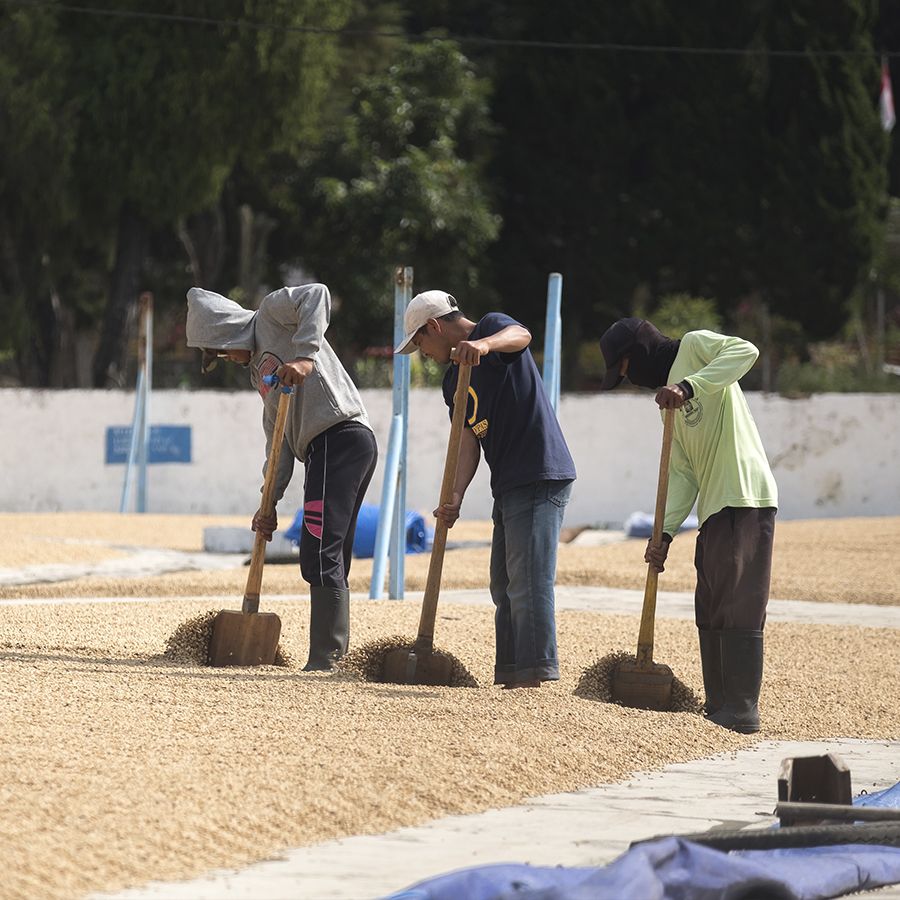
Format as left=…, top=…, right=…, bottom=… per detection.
left=243, top=385, right=293, bottom=614
left=635, top=407, right=675, bottom=667
left=415, top=361, right=473, bottom=650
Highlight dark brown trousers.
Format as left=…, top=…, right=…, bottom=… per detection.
left=694, top=507, right=776, bottom=631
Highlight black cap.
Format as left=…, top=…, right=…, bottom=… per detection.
left=599, top=318, right=642, bottom=390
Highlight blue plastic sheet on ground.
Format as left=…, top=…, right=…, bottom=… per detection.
left=771, top=780, right=900, bottom=830
left=857, top=781, right=900, bottom=808
left=284, top=504, right=430, bottom=559
left=385, top=836, right=900, bottom=900
left=624, top=511, right=699, bottom=538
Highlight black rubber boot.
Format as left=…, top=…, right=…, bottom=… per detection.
left=708, top=629, right=764, bottom=734
left=303, top=586, right=350, bottom=671
left=698, top=629, right=724, bottom=717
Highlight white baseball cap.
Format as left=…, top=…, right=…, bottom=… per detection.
left=393, top=290, right=459, bottom=354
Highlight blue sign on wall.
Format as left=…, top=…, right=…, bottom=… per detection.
left=105, top=425, right=192, bottom=464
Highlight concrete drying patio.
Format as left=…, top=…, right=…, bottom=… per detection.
left=1, top=589, right=898, bottom=900
left=92, top=737, right=900, bottom=900
left=1, top=514, right=898, bottom=900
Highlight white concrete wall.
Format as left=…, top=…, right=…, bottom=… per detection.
left=1, top=388, right=898, bottom=525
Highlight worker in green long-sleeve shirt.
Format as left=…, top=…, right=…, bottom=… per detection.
left=599, top=318, right=778, bottom=734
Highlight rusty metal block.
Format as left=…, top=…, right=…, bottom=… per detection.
left=777, top=753, right=852, bottom=825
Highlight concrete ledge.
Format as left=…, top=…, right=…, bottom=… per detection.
left=202, top=526, right=297, bottom=561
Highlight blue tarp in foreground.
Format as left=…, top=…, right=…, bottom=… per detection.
left=386, top=783, right=900, bottom=900
left=386, top=837, right=900, bottom=900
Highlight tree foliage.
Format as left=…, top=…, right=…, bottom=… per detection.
left=479, top=0, right=887, bottom=347
left=1, top=0, right=356, bottom=385
left=0, top=1, right=895, bottom=388
left=0, top=6, right=76, bottom=384
left=650, top=294, right=723, bottom=339
left=273, top=38, right=499, bottom=345
left=754, top=0, right=887, bottom=338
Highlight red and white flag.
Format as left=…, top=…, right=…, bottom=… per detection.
left=880, top=57, right=895, bottom=133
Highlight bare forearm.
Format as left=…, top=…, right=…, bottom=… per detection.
left=455, top=325, right=531, bottom=366
left=434, top=428, right=481, bottom=528
left=483, top=325, right=531, bottom=354
left=454, top=428, right=481, bottom=499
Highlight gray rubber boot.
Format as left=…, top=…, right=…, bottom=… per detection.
left=698, top=629, right=724, bottom=717
left=303, top=586, right=350, bottom=672
left=708, top=629, right=764, bottom=734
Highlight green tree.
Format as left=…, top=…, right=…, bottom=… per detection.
left=877, top=2, right=900, bottom=196
left=473, top=1, right=768, bottom=368
left=0, top=6, right=76, bottom=385
left=424, top=1, right=888, bottom=376
left=274, top=38, right=500, bottom=349
left=57, top=0, right=354, bottom=385
left=754, top=0, right=887, bottom=338
left=650, top=294, right=722, bottom=339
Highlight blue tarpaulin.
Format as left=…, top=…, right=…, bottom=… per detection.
left=858, top=782, right=900, bottom=809
left=386, top=782, right=900, bottom=900
left=385, top=837, right=900, bottom=900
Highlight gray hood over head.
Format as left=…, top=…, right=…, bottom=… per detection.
left=184, top=283, right=371, bottom=504
left=186, top=287, right=256, bottom=351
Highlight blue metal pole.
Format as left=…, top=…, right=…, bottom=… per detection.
left=553, top=299, right=562, bottom=411
left=136, top=294, right=153, bottom=513
left=119, top=368, right=144, bottom=513
left=543, top=273, right=562, bottom=413
left=389, top=266, right=412, bottom=598
left=369, top=414, right=403, bottom=598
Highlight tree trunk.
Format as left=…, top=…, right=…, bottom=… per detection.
left=239, top=204, right=275, bottom=306
left=46, top=281, right=80, bottom=388
left=177, top=205, right=226, bottom=287
left=0, top=214, right=29, bottom=383
left=32, top=283, right=63, bottom=387
left=0, top=213, right=63, bottom=387
left=93, top=202, right=148, bottom=387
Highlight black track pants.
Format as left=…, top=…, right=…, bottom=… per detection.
left=299, top=422, right=377, bottom=588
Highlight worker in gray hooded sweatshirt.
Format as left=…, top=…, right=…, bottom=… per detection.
left=186, top=283, right=377, bottom=671
left=599, top=318, right=777, bottom=734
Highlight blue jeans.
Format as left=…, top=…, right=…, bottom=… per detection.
left=490, top=479, right=573, bottom=684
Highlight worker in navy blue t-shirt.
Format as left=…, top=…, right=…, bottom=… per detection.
left=395, top=290, right=576, bottom=688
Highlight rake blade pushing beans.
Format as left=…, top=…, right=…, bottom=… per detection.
left=208, top=610, right=282, bottom=667
left=382, top=644, right=455, bottom=686
left=611, top=657, right=674, bottom=711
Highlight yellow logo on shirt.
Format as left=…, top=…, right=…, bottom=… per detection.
left=467, top=385, right=489, bottom=438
